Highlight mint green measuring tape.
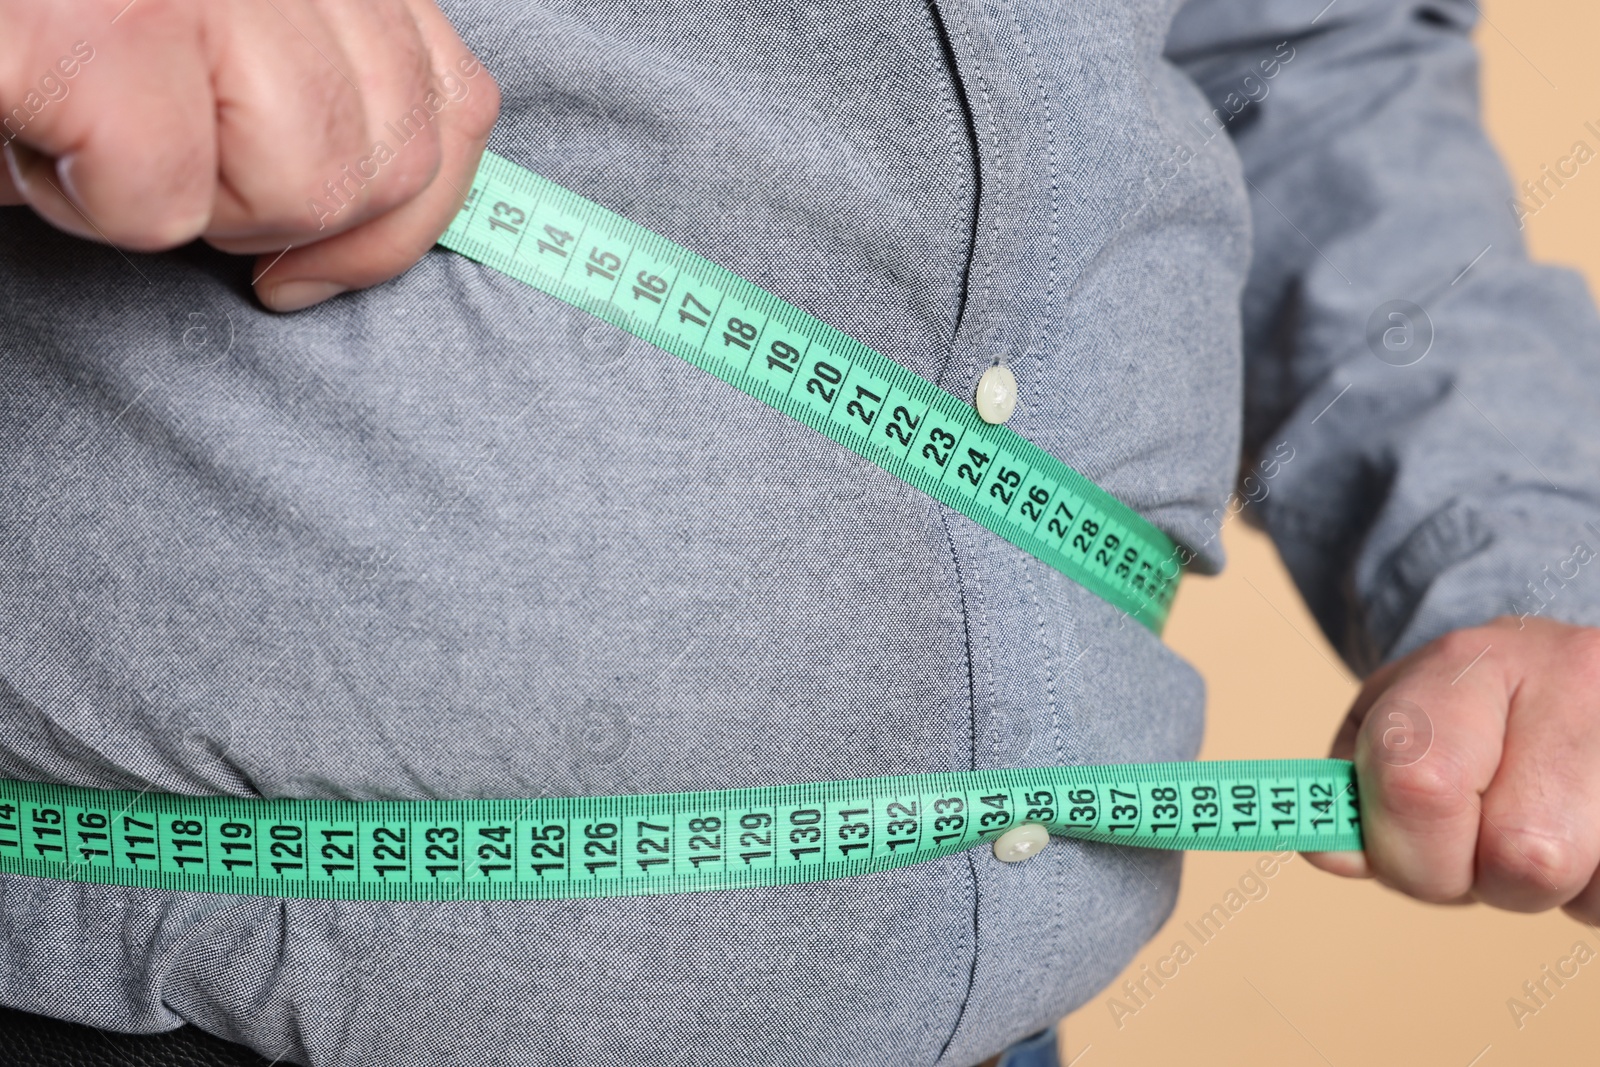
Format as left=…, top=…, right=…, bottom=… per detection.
left=0, top=761, right=1358, bottom=900
left=439, top=151, right=1181, bottom=632
left=0, top=153, right=1363, bottom=902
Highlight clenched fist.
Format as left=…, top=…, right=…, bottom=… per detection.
left=1308, top=616, right=1600, bottom=925
left=1, top=0, right=499, bottom=310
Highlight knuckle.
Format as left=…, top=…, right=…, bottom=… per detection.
left=1374, top=757, right=1469, bottom=825
left=460, top=70, right=501, bottom=139
left=378, top=126, right=442, bottom=204
left=1480, top=824, right=1587, bottom=897
left=106, top=201, right=211, bottom=251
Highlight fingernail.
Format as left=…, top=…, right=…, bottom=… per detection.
left=261, top=280, right=346, bottom=312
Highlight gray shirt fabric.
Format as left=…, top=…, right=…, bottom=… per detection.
left=4, top=0, right=1600, bottom=1064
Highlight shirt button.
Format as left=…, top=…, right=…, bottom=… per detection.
left=975, top=363, right=1018, bottom=425
left=992, top=822, right=1049, bottom=863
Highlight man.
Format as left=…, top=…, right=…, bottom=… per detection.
left=3, top=1, right=1599, bottom=1064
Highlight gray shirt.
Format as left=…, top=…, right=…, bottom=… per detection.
left=4, top=0, right=1600, bottom=1064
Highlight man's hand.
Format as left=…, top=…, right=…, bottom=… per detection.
left=1306, top=616, right=1600, bottom=924
left=1, top=0, right=499, bottom=311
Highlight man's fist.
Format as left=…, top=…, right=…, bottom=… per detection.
left=1307, top=616, right=1600, bottom=925
left=1, top=0, right=499, bottom=310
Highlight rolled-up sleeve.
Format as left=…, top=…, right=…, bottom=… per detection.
left=1166, top=0, right=1600, bottom=672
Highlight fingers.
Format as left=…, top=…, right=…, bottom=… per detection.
left=0, top=6, right=75, bottom=208
left=2, top=0, right=497, bottom=308
left=251, top=0, right=499, bottom=311
left=3, top=6, right=217, bottom=248
left=197, top=0, right=383, bottom=249
left=1336, top=627, right=1510, bottom=903
left=1309, top=616, right=1600, bottom=920
left=203, top=0, right=446, bottom=252
left=1475, top=626, right=1600, bottom=912
left=1302, top=666, right=1431, bottom=880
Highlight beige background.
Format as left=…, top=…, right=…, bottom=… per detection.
left=1058, top=3, right=1600, bottom=1064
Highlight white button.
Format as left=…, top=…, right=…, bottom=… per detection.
left=975, top=363, right=1018, bottom=425
left=992, top=822, right=1049, bottom=863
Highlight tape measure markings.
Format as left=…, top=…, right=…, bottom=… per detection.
left=437, top=151, right=1179, bottom=630
left=0, top=157, right=1364, bottom=906
left=0, top=761, right=1359, bottom=900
